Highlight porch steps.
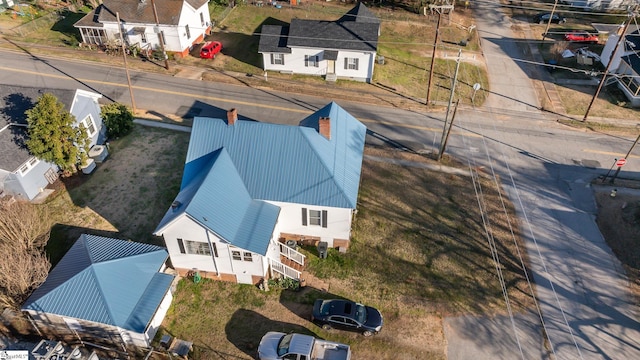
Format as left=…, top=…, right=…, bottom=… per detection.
left=325, top=73, right=337, bottom=82
left=280, top=255, right=306, bottom=271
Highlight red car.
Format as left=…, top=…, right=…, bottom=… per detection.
left=564, top=32, right=599, bottom=44
left=199, top=41, right=222, bottom=59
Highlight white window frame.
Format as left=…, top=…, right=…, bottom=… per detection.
left=17, top=157, right=40, bottom=176
left=309, top=210, right=322, bottom=226
left=346, top=57, right=359, bottom=70
left=81, top=115, right=97, bottom=137
left=305, top=55, right=319, bottom=67
left=185, top=240, right=212, bottom=256
left=232, top=250, right=242, bottom=261
left=271, top=53, right=284, bottom=65
left=243, top=252, right=253, bottom=262
left=141, top=32, right=147, bottom=43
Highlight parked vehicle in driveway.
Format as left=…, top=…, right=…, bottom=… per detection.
left=257, top=332, right=351, bottom=360
left=564, top=31, right=599, bottom=43
left=199, top=41, right=222, bottom=59
left=533, top=12, right=566, bottom=24
left=311, top=299, right=383, bottom=337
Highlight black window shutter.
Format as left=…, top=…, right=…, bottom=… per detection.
left=212, top=242, right=218, bottom=257
left=344, top=58, right=348, bottom=69
left=270, top=53, right=274, bottom=65
left=322, top=210, right=328, bottom=228
left=177, top=238, right=185, bottom=254
left=302, top=208, right=308, bottom=226
left=355, top=58, right=359, bottom=71
left=282, top=55, right=285, bottom=65
left=305, top=55, right=309, bottom=67
left=315, top=56, right=319, bottom=67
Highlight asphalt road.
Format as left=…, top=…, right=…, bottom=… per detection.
left=1, top=31, right=640, bottom=359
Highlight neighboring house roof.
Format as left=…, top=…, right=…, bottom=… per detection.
left=155, top=102, right=367, bottom=252
left=259, top=4, right=379, bottom=53
left=258, top=25, right=292, bottom=54
left=74, top=0, right=208, bottom=28
left=0, top=86, right=75, bottom=172
left=22, top=234, right=173, bottom=333
left=156, top=148, right=281, bottom=255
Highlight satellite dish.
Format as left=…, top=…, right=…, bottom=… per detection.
left=473, top=83, right=481, bottom=91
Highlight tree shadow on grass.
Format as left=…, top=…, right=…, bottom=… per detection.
left=224, top=309, right=316, bottom=358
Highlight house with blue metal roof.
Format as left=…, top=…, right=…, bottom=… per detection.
left=258, top=3, right=380, bottom=83
left=22, top=234, right=174, bottom=348
left=154, top=102, right=367, bottom=285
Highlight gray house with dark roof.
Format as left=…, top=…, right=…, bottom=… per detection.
left=258, top=3, right=380, bottom=83
left=74, top=0, right=211, bottom=57
left=600, top=28, right=640, bottom=107
left=0, top=86, right=105, bottom=201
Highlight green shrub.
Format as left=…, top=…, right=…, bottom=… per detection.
left=101, top=103, right=134, bottom=138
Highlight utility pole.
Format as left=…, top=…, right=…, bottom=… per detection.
left=438, top=49, right=461, bottom=161
left=609, top=133, right=640, bottom=184
left=541, top=0, right=559, bottom=42
left=426, top=12, right=441, bottom=105
left=151, top=0, right=170, bottom=70
left=438, top=99, right=459, bottom=161
left=116, top=12, right=137, bottom=114
left=583, top=10, right=635, bottom=122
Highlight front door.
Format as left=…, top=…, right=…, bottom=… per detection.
left=327, top=60, right=335, bottom=74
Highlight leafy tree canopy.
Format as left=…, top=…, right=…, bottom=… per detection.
left=25, top=93, right=90, bottom=173
left=101, top=102, right=134, bottom=138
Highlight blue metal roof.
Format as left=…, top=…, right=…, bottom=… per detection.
left=22, top=234, right=173, bottom=333
left=155, top=149, right=280, bottom=255
left=184, top=102, right=366, bottom=209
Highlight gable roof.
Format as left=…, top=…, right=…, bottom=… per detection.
left=22, top=234, right=173, bottom=333
left=155, top=102, right=367, bottom=251
left=155, top=149, right=281, bottom=255
left=259, top=4, right=379, bottom=53
left=0, top=86, right=75, bottom=172
left=74, top=0, right=208, bottom=28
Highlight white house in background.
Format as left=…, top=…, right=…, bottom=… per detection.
left=560, top=0, right=633, bottom=10
left=22, top=234, right=175, bottom=348
left=154, top=102, right=367, bottom=285
left=600, top=27, right=640, bottom=107
left=0, top=86, right=106, bottom=201
left=258, top=3, right=380, bottom=83
left=74, top=0, right=211, bottom=57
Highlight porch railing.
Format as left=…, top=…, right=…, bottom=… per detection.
left=279, top=243, right=305, bottom=266
left=269, top=258, right=301, bottom=280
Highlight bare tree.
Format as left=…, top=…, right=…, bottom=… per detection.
left=0, top=201, right=51, bottom=309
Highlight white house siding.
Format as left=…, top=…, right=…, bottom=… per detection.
left=144, top=289, right=173, bottom=347
left=70, top=90, right=104, bottom=147
left=7, top=160, right=57, bottom=200
left=263, top=48, right=375, bottom=82
left=265, top=201, right=353, bottom=248
left=176, top=2, right=211, bottom=53
left=336, top=51, right=375, bottom=83
left=161, top=216, right=274, bottom=284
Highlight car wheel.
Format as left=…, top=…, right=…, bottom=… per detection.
left=539, top=20, right=544, bottom=24
left=363, top=330, right=373, bottom=337
left=322, top=324, right=332, bottom=331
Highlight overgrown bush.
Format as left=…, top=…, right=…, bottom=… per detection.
left=101, top=103, right=134, bottom=138
left=267, top=277, right=300, bottom=291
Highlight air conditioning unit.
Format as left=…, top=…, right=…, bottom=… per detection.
left=89, top=145, right=109, bottom=163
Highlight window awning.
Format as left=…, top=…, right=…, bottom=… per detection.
left=324, top=50, right=338, bottom=61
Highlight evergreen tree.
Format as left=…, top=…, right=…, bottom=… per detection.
left=25, top=93, right=90, bottom=173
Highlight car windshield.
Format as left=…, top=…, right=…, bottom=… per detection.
left=354, top=304, right=367, bottom=324
left=277, top=334, right=292, bottom=357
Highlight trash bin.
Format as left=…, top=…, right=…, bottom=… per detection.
left=318, top=241, right=328, bottom=259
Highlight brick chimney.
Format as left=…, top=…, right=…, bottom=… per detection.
left=319, top=117, right=331, bottom=140
left=227, top=108, right=238, bottom=125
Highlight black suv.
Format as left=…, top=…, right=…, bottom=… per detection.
left=533, top=12, right=566, bottom=24
left=311, top=299, right=383, bottom=337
